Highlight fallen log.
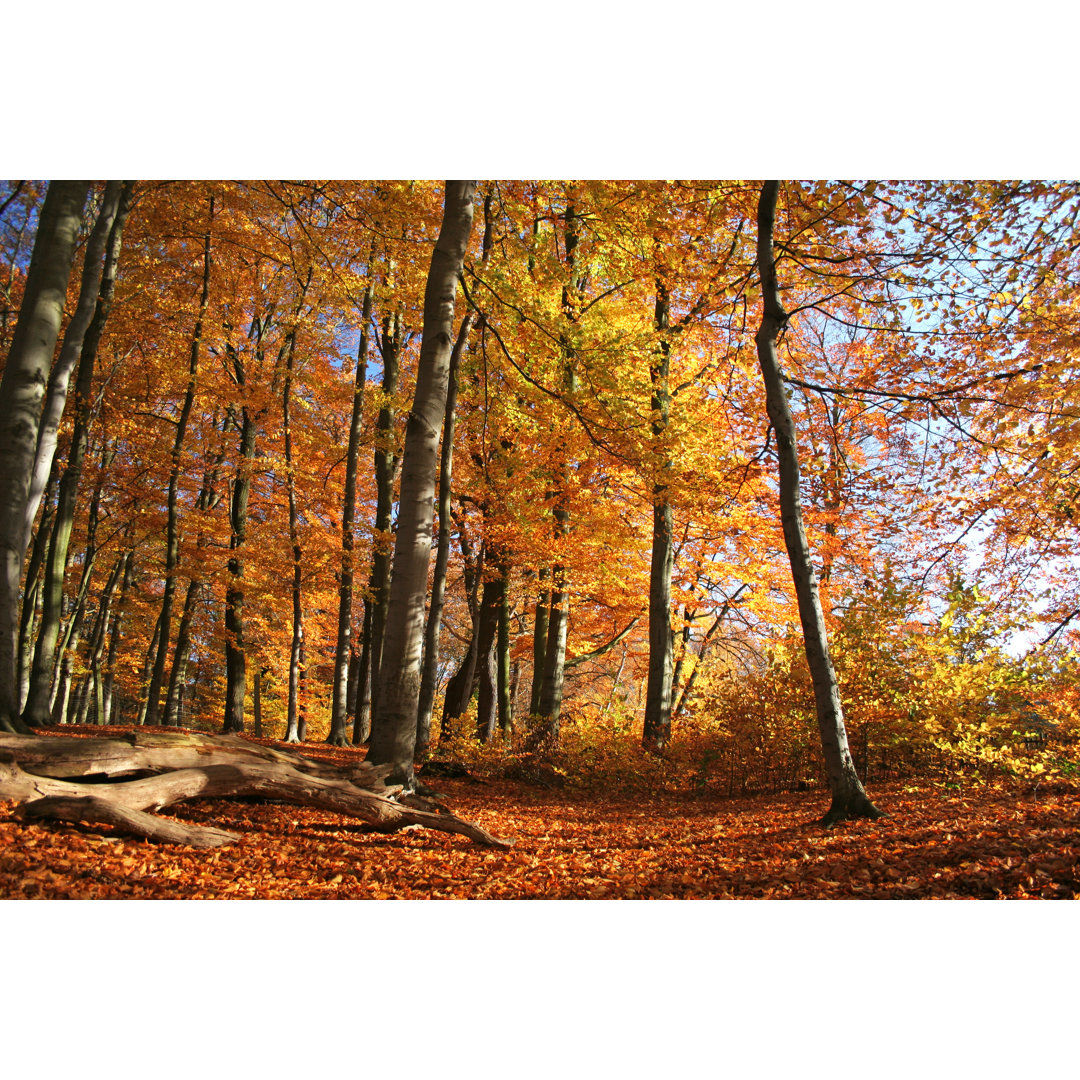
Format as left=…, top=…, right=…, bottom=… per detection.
left=0, top=732, right=512, bottom=850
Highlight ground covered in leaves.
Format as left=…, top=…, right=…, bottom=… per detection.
left=1, top=727, right=1077, bottom=899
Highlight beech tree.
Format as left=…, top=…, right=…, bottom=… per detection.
left=0, top=181, right=91, bottom=734
left=367, top=180, right=476, bottom=786
left=754, top=180, right=881, bottom=823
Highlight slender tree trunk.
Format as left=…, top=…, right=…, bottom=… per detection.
left=754, top=180, right=881, bottom=824
left=496, top=580, right=512, bottom=737
left=474, top=572, right=504, bottom=743
left=30, top=449, right=109, bottom=725
left=222, top=407, right=256, bottom=734
left=0, top=181, right=90, bottom=733
left=533, top=189, right=581, bottom=744
left=535, top=549, right=570, bottom=741
left=75, top=550, right=126, bottom=725
left=416, top=312, right=468, bottom=753
left=253, top=665, right=264, bottom=738
left=165, top=578, right=202, bottom=727
left=368, top=180, right=476, bottom=787
left=439, top=530, right=484, bottom=737
left=145, top=194, right=213, bottom=725
left=366, top=309, right=402, bottom=723
left=18, top=463, right=58, bottom=713
left=51, top=620, right=80, bottom=724
left=529, top=568, right=550, bottom=715
left=283, top=548, right=304, bottom=743
left=164, top=445, right=225, bottom=726
left=643, top=276, right=674, bottom=752
left=102, top=550, right=133, bottom=725
left=279, top=284, right=312, bottom=743
left=328, top=281, right=373, bottom=744
left=350, top=601, right=372, bottom=745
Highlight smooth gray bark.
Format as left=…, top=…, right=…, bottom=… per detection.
left=416, top=312, right=469, bottom=753
left=21, top=182, right=124, bottom=558
left=0, top=181, right=90, bottom=733
left=753, top=180, right=881, bottom=824
left=367, top=180, right=476, bottom=786
left=328, top=281, right=373, bottom=745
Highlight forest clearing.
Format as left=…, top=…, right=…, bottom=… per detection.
left=2, top=179, right=1080, bottom=899
left=1, top=725, right=1077, bottom=899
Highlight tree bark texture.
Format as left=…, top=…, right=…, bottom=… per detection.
left=20, top=182, right=125, bottom=559
left=0, top=730, right=511, bottom=849
left=643, top=277, right=674, bottom=752
left=754, top=180, right=881, bottom=824
left=368, top=180, right=476, bottom=787
left=25, top=187, right=132, bottom=726
left=366, top=309, right=402, bottom=724
left=328, top=280, right=373, bottom=744
left=0, top=181, right=91, bottom=733
left=416, top=311, right=469, bottom=754
left=223, top=408, right=257, bottom=734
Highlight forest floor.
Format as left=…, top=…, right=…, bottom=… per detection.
left=1, top=728, right=1077, bottom=900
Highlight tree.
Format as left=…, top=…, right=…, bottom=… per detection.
left=0, top=181, right=90, bottom=734
left=367, top=180, right=476, bottom=787
left=753, top=180, right=881, bottom=823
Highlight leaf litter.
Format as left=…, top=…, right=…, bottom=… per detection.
left=0, top=732, right=1076, bottom=900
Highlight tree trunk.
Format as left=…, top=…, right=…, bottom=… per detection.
left=532, top=188, right=581, bottom=745
left=351, top=601, right=372, bottom=745
left=18, top=462, right=58, bottom=713
left=439, top=530, right=484, bottom=738
left=416, top=314, right=469, bottom=755
left=496, top=580, right=512, bottom=738
left=252, top=665, right=264, bottom=738
left=534, top=539, right=569, bottom=743
left=279, top=278, right=313, bottom=742
left=24, top=185, right=132, bottom=726
left=164, top=454, right=225, bottom=727
left=328, top=279, right=373, bottom=744
left=474, top=572, right=504, bottom=743
left=366, top=308, right=402, bottom=723
left=145, top=193, right=212, bottom=726
left=0, top=730, right=511, bottom=849
left=20, top=182, right=125, bottom=559
left=529, top=568, right=550, bottom=715
left=417, top=194, right=492, bottom=754
left=222, top=408, right=257, bottom=734
left=102, top=550, right=133, bottom=725
left=643, top=277, right=674, bottom=752
left=31, top=449, right=110, bottom=725
left=753, top=180, right=881, bottom=824
left=0, top=181, right=90, bottom=734
left=368, top=180, right=476, bottom=787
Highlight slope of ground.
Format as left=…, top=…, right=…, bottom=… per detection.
left=0, top=728, right=1076, bottom=899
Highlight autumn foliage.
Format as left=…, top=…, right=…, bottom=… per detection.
left=3, top=179, right=1080, bottom=891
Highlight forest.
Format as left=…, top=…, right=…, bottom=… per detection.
left=1, top=178, right=1079, bottom=899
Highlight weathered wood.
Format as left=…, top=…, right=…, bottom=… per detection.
left=0, top=733, right=512, bottom=850
left=0, top=730, right=395, bottom=787
left=21, top=796, right=240, bottom=848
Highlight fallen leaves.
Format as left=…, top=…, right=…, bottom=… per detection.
left=0, top=727, right=1076, bottom=899
left=0, top=758, right=1077, bottom=898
